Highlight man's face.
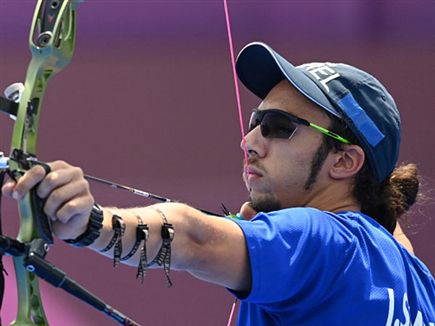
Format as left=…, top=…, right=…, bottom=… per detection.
left=242, top=80, right=333, bottom=212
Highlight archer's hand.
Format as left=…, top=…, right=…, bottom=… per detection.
left=239, top=201, right=257, bottom=220
left=2, top=161, right=94, bottom=240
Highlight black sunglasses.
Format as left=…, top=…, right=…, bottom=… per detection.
left=248, top=109, right=350, bottom=144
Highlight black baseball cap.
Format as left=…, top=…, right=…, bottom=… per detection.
left=236, top=42, right=400, bottom=182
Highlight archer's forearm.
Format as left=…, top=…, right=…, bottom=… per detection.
left=88, top=203, right=251, bottom=291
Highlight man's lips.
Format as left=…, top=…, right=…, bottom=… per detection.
left=243, top=165, right=264, bottom=192
left=245, top=166, right=263, bottom=178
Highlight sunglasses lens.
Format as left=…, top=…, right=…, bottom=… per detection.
left=261, top=112, right=297, bottom=139
left=248, top=110, right=298, bottom=139
left=248, top=112, right=261, bottom=132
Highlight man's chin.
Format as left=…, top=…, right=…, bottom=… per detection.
left=249, top=194, right=282, bottom=213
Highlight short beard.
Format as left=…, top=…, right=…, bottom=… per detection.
left=249, top=195, right=282, bottom=213
left=304, top=137, right=331, bottom=191
left=246, top=157, right=283, bottom=213
left=248, top=137, right=331, bottom=213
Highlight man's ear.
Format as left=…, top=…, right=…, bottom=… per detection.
left=329, top=145, right=365, bottom=180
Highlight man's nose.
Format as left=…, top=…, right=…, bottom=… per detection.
left=241, top=126, right=266, bottom=158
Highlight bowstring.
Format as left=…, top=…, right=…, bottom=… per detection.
left=223, top=0, right=249, bottom=171
left=223, top=1, right=244, bottom=325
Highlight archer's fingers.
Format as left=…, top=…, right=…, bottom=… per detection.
left=36, top=165, right=85, bottom=199
left=51, top=208, right=92, bottom=240
left=239, top=201, right=257, bottom=220
left=50, top=194, right=94, bottom=240
left=55, top=195, right=94, bottom=224
left=12, top=164, right=51, bottom=200
left=43, top=179, right=92, bottom=222
left=1, top=181, right=16, bottom=198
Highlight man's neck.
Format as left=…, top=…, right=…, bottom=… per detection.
left=303, top=180, right=361, bottom=213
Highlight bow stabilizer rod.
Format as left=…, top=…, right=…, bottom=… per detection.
left=0, top=236, right=140, bottom=325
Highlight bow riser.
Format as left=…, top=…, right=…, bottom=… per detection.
left=12, top=0, right=77, bottom=153
left=10, top=1, right=80, bottom=324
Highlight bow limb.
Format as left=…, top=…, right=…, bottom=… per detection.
left=9, top=1, right=82, bottom=324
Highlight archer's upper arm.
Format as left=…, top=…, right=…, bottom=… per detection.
left=174, top=207, right=252, bottom=292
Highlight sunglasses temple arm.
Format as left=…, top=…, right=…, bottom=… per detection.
left=309, top=123, right=351, bottom=144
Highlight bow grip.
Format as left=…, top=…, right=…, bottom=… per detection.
left=30, top=188, right=54, bottom=245
left=8, top=150, right=54, bottom=245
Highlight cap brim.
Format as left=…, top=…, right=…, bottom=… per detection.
left=236, top=42, right=341, bottom=119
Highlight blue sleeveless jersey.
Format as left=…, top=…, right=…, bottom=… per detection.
left=230, top=208, right=435, bottom=325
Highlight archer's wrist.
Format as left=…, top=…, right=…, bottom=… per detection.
left=87, top=207, right=115, bottom=251
left=64, top=203, right=104, bottom=247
